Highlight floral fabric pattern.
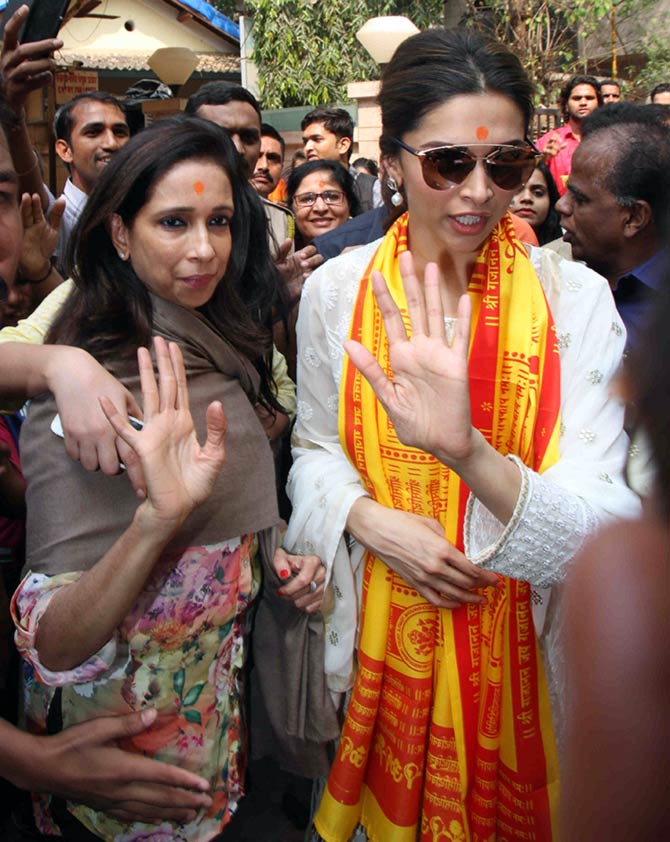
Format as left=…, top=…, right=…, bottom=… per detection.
left=13, top=534, right=259, bottom=842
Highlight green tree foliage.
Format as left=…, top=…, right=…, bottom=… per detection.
left=466, top=0, right=651, bottom=99
left=628, top=34, right=670, bottom=96
left=241, top=1, right=445, bottom=108
left=212, top=0, right=655, bottom=108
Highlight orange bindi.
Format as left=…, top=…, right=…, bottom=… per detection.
left=193, top=181, right=205, bottom=195
left=476, top=126, right=489, bottom=140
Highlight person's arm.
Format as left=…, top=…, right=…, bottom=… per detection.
left=345, top=250, right=641, bottom=588
left=0, top=6, right=62, bottom=209
left=17, top=192, right=65, bottom=297
left=0, top=710, right=213, bottom=823
left=274, top=238, right=324, bottom=303
left=285, top=250, right=497, bottom=611
left=561, top=518, right=670, bottom=841
left=27, top=338, right=226, bottom=672
left=254, top=345, right=294, bottom=441
left=345, top=253, right=523, bottom=522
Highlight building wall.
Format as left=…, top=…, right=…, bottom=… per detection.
left=60, top=0, right=236, bottom=56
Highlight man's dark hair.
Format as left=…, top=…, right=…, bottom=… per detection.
left=559, top=75, right=603, bottom=117
left=261, top=122, right=285, bottom=156
left=650, top=82, right=670, bottom=101
left=352, top=157, right=379, bottom=177
left=300, top=107, right=354, bottom=141
left=53, top=91, right=126, bottom=145
left=185, top=82, right=261, bottom=119
left=582, top=104, right=670, bottom=233
left=582, top=101, right=667, bottom=135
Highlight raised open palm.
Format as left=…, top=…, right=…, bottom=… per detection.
left=345, top=251, right=474, bottom=466
left=100, top=337, right=227, bottom=529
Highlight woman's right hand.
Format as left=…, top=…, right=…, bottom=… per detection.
left=101, top=337, right=227, bottom=532
left=46, top=345, right=145, bottom=488
left=346, top=497, right=500, bottom=608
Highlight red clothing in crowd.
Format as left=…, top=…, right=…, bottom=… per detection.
left=536, top=123, right=580, bottom=196
left=0, top=417, right=24, bottom=558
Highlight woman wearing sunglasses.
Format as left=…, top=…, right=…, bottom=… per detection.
left=280, top=28, right=638, bottom=842
left=287, top=160, right=360, bottom=249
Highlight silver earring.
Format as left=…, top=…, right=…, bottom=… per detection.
left=387, top=177, right=403, bottom=207
left=118, top=251, right=127, bottom=260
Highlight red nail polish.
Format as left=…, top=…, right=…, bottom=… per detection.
left=279, top=569, right=290, bottom=580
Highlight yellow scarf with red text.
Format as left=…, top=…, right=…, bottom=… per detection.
left=316, top=212, right=561, bottom=842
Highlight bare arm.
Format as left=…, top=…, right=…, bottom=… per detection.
left=33, top=339, right=227, bottom=671
left=0, top=341, right=144, bottom=481
left=561, top=518, right=670, bottom=841
left=0, top=709, right=213, bottom=823
left=18, top=192, right=65, bottom=293
left=345, top=496, right=500, bottom=608
left=0, top=5, right=63, bottom=209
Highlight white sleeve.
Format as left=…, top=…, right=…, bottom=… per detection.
left=284, top=245, right=378, bottom=691
left=464, top=249, right=641, bottom=587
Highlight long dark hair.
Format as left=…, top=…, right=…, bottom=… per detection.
left=533, top=162, right=563, bottom=245
left=378, top=28, right=535, bottom=225
left=48, top=115, right=284, bottom=413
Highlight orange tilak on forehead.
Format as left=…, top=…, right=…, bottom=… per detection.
left=476, top=126, right=489, bottom=140
left=318, top=180, right=327, bottom=188
left=193, top=181, right=205, bottom=195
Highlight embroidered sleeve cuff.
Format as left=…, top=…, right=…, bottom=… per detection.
left=463, top=455, right=598, bottom=586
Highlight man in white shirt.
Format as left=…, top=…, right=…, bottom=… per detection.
left=51, top=91, right=130, bottom=273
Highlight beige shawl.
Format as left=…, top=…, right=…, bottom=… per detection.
left=21, top=293, right=279, bottom=575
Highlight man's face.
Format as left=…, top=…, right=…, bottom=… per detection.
left=251, top=135, right=284, bottom=198
left=55, top=100, right=129, bottom=194
left=651, top=91, right=670, bottom=105
left=302, top=122, right=350, bottom=165
left=555, top=139, right=628, bottom=282
left=601, top=83, right=621, bottom=104
left=196, top=101, right=261, bottom=174
left=565, top=84, right=600, bottom=123
left=0, top=134, right=25, bottom=325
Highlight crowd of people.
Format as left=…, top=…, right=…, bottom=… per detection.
left=0, top=7, right=668, bottom=842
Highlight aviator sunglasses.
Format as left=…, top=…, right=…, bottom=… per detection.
left=393, top=137, right=542, bottom=191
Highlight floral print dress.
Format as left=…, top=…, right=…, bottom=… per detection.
left=12, top=533, right=259, bottom=842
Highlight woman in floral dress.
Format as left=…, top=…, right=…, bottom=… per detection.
left=11, top=116, right=288, bottom=842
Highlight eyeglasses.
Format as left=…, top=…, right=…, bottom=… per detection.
left=293, top=189, right=346, bottom=208
left=393, top=137, right=542, bottom=191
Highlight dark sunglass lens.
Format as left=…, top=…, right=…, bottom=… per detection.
left=490, top=153, right=536, bottom=190
left=425, top=148, right=475, bottom=188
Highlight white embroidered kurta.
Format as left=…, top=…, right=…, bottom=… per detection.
left=284, top=240, right=641, bottom=714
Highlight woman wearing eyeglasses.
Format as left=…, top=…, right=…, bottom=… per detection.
left=279, top=28, right=638, bottom=842
left=287, top=160, right=361, bottom=248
